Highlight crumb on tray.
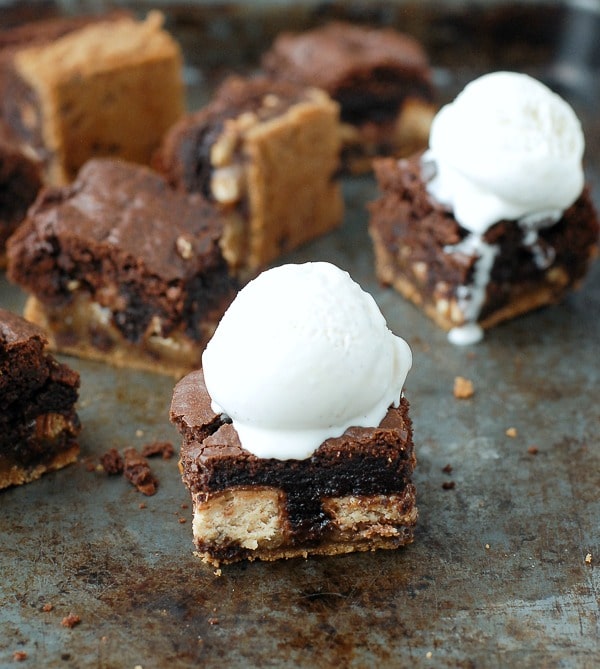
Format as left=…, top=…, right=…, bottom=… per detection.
left=61, top=613, right=81, bottom=629
left=141, top=441, right=175, bottom=459
left=453, top=376, right=474, bottom=399
left=123, top=448, right=158, bottom=496
left=99, top=448, right=124, bottom=474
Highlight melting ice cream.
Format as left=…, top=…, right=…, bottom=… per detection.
left=202, top=262, right=412, bottom=459
left=423, top=71, right=585, bottom=344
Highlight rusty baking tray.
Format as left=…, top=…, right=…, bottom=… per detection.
left=1, top=2, right=599, bottom=667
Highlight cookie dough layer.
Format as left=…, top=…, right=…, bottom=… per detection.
left=191, top=485, right=417, bottom=567
left=2, top=11, right=184, bottom=184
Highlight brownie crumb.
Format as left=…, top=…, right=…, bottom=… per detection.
left=100, top=448, right=124, bottom=474
left=527, top=446, right=539, bottom=455
left=141, top=441, right=175, bottom=460
left=13, top=651, right=27, bottom=662
left=453, top=376, right=474, bottom=399
left=61, top=613, right=81, bottom=629
left=442, top=481, right=456, bottom=490
left=123, top=448, right=158, bottom=496
left=178, top=517, right=187, bottom=524
left=442, top=464, right=453, bottom=474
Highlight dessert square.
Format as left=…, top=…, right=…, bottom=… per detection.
left=155, top=75, right=343, bottom=276
left=0, top=307, right=80, bottom=490
left=7, top=158, right=238, bottom=377
left=0, top=125, right=42, bottom=266
left=261, top=21, right=435, bottom=173
left=171, top=370, right=417, bottom=566
left=0, top=11, right=184, bottom=185
left=369, top=155, right=600, bottom=336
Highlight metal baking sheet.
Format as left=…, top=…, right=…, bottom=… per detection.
left=1, top=3, right=599, bottom=667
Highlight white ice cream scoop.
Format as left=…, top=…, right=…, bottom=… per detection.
left=202, top=262, right=412, bottom=460
left=425, top=71, right=585, bottom=234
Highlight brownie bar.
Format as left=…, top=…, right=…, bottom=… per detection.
left=171, top=370, right=417, bottom=566
left=369, top=156, right=600, bottom=332
left=156, top=75, right=343, bottom=276
left=0, top=11, right=184, bottom=185
left=7, top=158, right=238, bottom=377
left=0, top=125, right=42, bottom=266
left=0, top=308, right=80, bottom=490
left=262, top=21, right=435, bottom=173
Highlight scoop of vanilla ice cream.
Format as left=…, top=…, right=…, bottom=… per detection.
left=425, top=71, right=585, bottom=233
left=201, top=262, right=412, bottom=460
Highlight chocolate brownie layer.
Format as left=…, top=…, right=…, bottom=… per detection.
left=262, top=21, right=435, bottom=172
left=7, top=159, right=238, bottom=376
left=156, top=75, right=343, bottom=275
left=369, top=156, right=600, bottom=331
left=0, top=308, right=80, bottom=489
left=0, top=126, right=42, bottom=265
left=171, top=370, right=417, bottom=565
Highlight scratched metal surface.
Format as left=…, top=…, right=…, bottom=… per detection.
left=1, top=3, right=600, bottom=668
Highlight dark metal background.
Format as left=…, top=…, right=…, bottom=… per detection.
left=1, top=2, right=599, bottom=667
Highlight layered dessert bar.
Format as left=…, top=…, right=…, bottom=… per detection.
left=0, top=126, right=42, bottom=266
left=171, top=262, right=416, bottom=566
left=0, top=11, right=184, bottom=185
left=7, top=158, right=238, bottom=377
left=369, top=72, right=600, bottom=344
left=262, top=21, right=435, bottom=173
left=156, top=76, right=343, bottom=276
left=0, top=308, right=80, bottom=490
